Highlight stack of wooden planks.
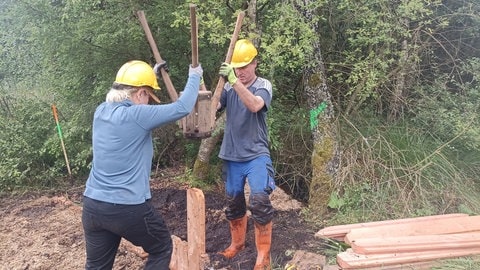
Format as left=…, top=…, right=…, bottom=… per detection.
left=315, top=213, right=480, bottom=269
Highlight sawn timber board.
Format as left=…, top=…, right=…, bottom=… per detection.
left=315, top=213, right=468, bottom=240
left=351, top=232, right=480, bottom=254
left=345, top=215, right=480, bottom=245
left=337, top=247, right=480, bottom=269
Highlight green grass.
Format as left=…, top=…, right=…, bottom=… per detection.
left=316, top=114, right=480, bottom=268
left=326, top=115, right=480, bottom=224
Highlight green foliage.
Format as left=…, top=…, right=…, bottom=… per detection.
left=175, top=166, right=220, bottom=191
left=327, top=112, right=480, bottom=225
left=0, top=0, right=197, bottom=189
left=0, top=97, right=61, bottom=189
left=432, top=257, right=480, bottom=270
left=412, top=58, right=480, bottom=152
left=270, top=105, right=312, bottom=202
left=170, top=0, right=241, bottom=88
left=260, top=2, right=317, bottom=73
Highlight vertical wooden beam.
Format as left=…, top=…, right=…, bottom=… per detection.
left=187, top=188, right=206, bottom=269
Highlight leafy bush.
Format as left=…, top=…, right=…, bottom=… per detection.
left=0, top=97, right=59, bottom=189
left=412, top=58, right=480, bottom=153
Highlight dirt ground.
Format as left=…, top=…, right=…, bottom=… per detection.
left=0, top=168, right=327, bottom=270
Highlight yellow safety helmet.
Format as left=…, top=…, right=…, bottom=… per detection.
left=231, top=39, right=258, bottom=68
left=114, top=60, right=160, bottom=90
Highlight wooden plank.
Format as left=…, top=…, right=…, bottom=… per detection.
left=187, top=188, right=206, bottom=270
left=345, top=215, right=480, bottom=245
left=337, top=247, right=480, bottom=269
left=170, top=235, right=188, bottom=270
left=315, top=213, right=468, bottom=239
left=182, top=90, right=213, bottom=139
left=335, top=260, right=436, bottom=270
left=352, top=232, right=480, bottom=254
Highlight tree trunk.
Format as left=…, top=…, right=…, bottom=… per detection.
left=295, top=0, right=339, bottom=217
left=192, top=113, right=225, bottom=180
left=388, top=18, right=410, bottom=122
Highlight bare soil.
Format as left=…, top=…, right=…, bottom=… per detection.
left=0, top=168, right=326, bottom=270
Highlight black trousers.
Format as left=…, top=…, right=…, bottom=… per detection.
left=82, top=196, right=172, bottom=270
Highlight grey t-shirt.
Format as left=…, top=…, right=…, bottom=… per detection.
left=218, top=77, right=273, bottom=162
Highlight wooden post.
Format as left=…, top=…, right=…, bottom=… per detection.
left=170, top=235, right=189, bottom=270
left=187, top=188, right=206, bottom=270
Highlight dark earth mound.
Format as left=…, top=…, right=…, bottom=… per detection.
left=0, top=168, right=326, bottom=269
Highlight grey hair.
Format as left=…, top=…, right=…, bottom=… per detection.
left=106, top=83, right=138, bottom=103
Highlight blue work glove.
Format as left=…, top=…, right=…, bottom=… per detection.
left=219, top=62, right=237, bottom=85
left=153, top=60, right=168, bottom=78
left=189, top=64, right=203, bottom=78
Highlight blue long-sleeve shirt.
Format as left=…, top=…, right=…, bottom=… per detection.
left=84, top=74, right=200, bottom=204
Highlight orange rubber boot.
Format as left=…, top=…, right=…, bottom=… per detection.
left=253, top=221, right=272, bottom=270
left=218, top=215, right=248, bottom=259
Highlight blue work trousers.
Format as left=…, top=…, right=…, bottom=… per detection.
left=82, top=196, right=172, bottom=270
left=223, top=155, right=276, bottom=224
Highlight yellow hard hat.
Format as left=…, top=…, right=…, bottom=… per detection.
left=114, top=60, right=160, bottom=90
left=231, top=39, right=258, bottom=68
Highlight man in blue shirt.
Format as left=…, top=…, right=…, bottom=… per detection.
left=82, top=60, right=202, bottom=270
left=217, top=39, right=275, bottom=270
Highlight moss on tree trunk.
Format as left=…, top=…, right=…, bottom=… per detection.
left=308, top=122, right=335, bottom=216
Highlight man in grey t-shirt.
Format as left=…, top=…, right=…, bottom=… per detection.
left=217, top=39, right=275, bottom=270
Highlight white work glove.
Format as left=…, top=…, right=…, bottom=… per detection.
left=189, top=64, right=203, bottom=78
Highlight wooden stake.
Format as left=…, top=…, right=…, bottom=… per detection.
left=187, top=188, right=206, bottom=269
left=51, top=104, right=72, bottom=176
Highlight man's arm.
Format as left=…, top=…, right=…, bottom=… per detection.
left=231, top=82, right=265, bottom=113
